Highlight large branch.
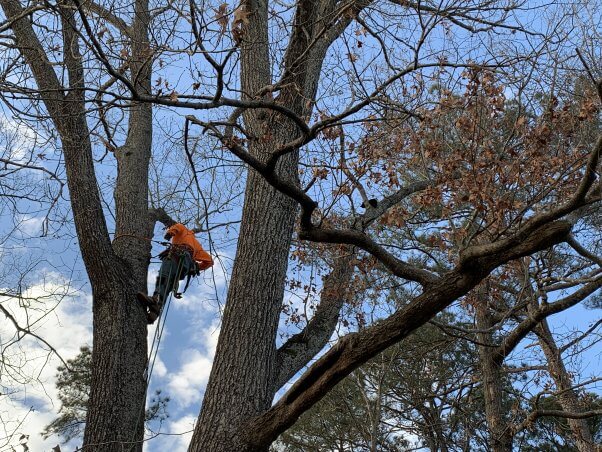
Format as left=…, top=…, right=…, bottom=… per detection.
left=239, top=0, right=270, bottom=98
left=460, top=134, right=601, bottom=266
left=277, top=0, right=373, bottom=111
left=243, top=220, right=573, bottom=447
left=514, top=409, right=602, bottom=436
left=495, top=275, right=602, bottom=363
left=274, top=252, right=354, bottom=391
left=273, top=181, right=442, bottom=389
left=300, top=226, right=438, bottom=286
left=566, top=234, right=602, bottom=267
left=110, top=0, right=155, bottom=277
left=189, top=116, right=437, bottom=287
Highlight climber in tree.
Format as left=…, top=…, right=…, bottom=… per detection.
left=137, top=223, right=213, bottom=324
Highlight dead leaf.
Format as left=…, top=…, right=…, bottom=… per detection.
left=232, top=5, right=251, bottom=43
left=213, top=3, right=229, bottom=35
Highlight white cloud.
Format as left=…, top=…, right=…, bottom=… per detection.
left=146, top=414, right=196, bottom=452
left=165, top=350, right=213, bottom=408
left=0, top=399, right=63, bottom=452
left=167, top=415, right=196, bottom=451
left=152, top=356, right=167, bottom=379
left=15, top=214, right=45, bottom=237
left=0, top=274, right=92, bottom=451
left=164, top=321, right=220, bottom=408
left=0, top=114, right=39, bottom=163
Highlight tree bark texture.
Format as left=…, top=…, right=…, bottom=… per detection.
left=84, top=0, right=154, bottom=446
left=476, top=299, right=513, bottom=452
left=189, top=1, right=355, bottom=450
left=189, top=0, right=296, bottom=447
left=189, top=141, right=299, bottom=452
left=535, top=319, right=597, bottom=451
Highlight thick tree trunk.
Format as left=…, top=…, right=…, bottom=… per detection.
left=189, top=0, right=333, bottom=449
left=535, top=319, right=596, bottom=451
left=84, top=284, right=149, bottom=451
left=188, top=139, right=298, bottom=451
left=0, top=1, right=154, bottom=449
left=476, top=300, right=513, bottom=452
left=83, top=0, right=153, bottom=448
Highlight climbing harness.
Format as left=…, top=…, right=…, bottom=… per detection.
left=144, top=243, right=202, bottom=382
left=161, top=244, right=198, bottom=299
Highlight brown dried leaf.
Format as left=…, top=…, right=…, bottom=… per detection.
left=213, top=3, right=229, bottom=35
left=232, top=5, right=251, bottom=43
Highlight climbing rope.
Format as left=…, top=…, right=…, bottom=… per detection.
left=146, top=252, right=184, bottom=383
left=129, top=251, right=185, bottom=448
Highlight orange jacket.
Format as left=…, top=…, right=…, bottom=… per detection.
left=166, top=223, right=214, bottom=270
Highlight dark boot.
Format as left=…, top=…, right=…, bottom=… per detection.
left=136, top=293, right=161, bottom=324
left=146, top=309, right=160, bottom=324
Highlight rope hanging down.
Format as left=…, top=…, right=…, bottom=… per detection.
left=129, top=254, right=184, bottom=446
left=146, top=254, right=184, bottom=384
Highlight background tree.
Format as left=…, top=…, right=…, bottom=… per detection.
left=42, top=346, right=170, bottom=444
left=0, top=0, right=156, bottom=448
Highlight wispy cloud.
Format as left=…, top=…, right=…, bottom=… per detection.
left=0, top=275, right=92, bottom=451
left=163, top=321, right=219, bottom=409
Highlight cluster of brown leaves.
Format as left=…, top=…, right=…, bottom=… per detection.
left=287, top=69, right=598, bottom=327
left=356, top=68, right=598, bottom=253
left=213, top=3, right=251, bottom=44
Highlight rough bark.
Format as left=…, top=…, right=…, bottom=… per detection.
left=83, top=0, right=154, bottom=448
left=476, top=297, right=513, bottom=452
left=535, top=320, right=597, bottom=451
left=188, top=1, right=362, bottom=450
left=188, top=141, right=299, bottom=451
left=189, top=0, right=297, bottom=447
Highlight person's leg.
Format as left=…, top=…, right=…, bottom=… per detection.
left=178, top=251, right=195, bottom=281
left=138, top=255, right=180, bottom=324
left=154, top=257, right=180, bottom=304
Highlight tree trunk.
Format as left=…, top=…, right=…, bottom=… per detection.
left=83, top=284, right=149, bottom=451
left=0, top=1, right=154, bottom=449
left=535, top=319, right=596, bottom=451
left=83, top=0, right=154, bottom=448
left=476, top=300, right=513, bottom=452
left=188, top=0, right=340, bottom=449
left=189, top=7, right=300, bottom=443
left=188, top=139, right=298, bottom=451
